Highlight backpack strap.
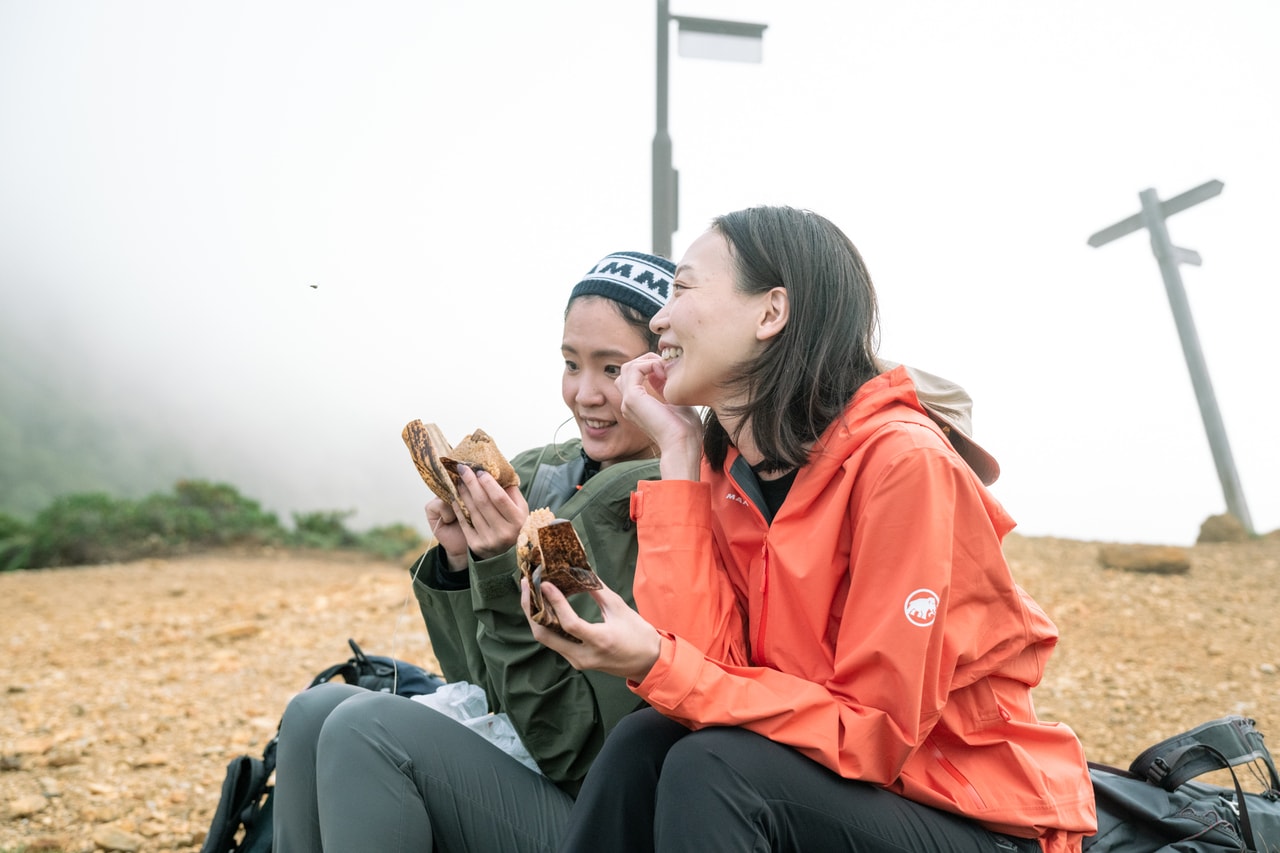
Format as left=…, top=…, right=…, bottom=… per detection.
left=1129, top=715, right=1280, bottom=792
left=306, top=659, right=358, bottom=689
left=198, top=750, right=273, bottom=853
left=306, top=639, right=368, bottom=689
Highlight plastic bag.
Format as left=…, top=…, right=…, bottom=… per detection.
left=411, top=681, right=541, bottom=774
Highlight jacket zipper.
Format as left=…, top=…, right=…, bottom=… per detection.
left=927, top=738, right=986, bottom=809
left=728, top=463, right=773, bottom=669
left=753, top=540, right=770, bottom=667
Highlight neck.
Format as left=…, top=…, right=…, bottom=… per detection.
left=720, top=413, right=764, bottom=468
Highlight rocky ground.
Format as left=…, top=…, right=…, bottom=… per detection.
left=3, top=533, right=1280, bottom=852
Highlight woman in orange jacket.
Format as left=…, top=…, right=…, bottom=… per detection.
left=523, top=205, right=1097, bottom=852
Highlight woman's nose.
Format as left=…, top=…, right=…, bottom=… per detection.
left=576, top=374, right=606, bottom=404
left=649, top=304, right=669, bottom=334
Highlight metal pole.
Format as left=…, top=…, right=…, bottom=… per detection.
left=1137, top=188, right=1254, bottom=534
left=652, top=0, right=673, bottom=259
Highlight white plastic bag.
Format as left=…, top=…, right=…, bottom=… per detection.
left=410, top=681, right=541, bottom=774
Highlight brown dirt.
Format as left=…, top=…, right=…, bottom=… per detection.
left=3, top=534, right=1280, bottom=852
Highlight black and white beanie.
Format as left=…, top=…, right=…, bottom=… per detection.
left=570, top=251, right=675, bottom=320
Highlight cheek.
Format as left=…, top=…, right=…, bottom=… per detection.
left=601, top=376, right=624, bottom=411
left=562, top=376, right=577, bottom=412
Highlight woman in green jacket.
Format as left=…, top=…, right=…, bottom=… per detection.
left=272, top=250, right=675, bottom=852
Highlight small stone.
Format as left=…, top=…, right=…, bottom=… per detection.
left=130, top=753, right=169, bottom=768
left=92, top=825, right=145, bottom=851
left=1097, top=544, right=1192, bottom=575
left=12, top=736, right=55, bottom=755
left=205, top=621, right=262, bottom=641
left=8, top=793, right=48, bottom=818
left=1197, top=513, right=1250, bottom=543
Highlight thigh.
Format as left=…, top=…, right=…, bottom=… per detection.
left=561, top=707, right=691, bottom=853
left=657, top=727, right=1039, bottom=853
left=317, top=691, right=574, bottom=853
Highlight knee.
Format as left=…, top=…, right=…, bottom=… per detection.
left=280, top=683, right=362, bottom=745
left=610, top=706, right=682, bottom=749
left=661, top=728, right=748, bottom=786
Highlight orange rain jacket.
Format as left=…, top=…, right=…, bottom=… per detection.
left=630, top=366, right=1097, bottom=851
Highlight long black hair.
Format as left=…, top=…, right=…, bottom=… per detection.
left=704, top=206, right=880, bottom=473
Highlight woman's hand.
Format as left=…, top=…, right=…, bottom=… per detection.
left=520, top=576, right=662, bottom=683
left=452, top=464, right=529, bottom=560
left=617, top=353, right=703, bottom=480
left=424, top=498, right=469, bottom=572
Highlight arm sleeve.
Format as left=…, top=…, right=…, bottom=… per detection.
left=410, top=547, right=489, bottom=689
left=631, top=479, right=749, bottom=665
left=632, top=445, right=993, bottom=783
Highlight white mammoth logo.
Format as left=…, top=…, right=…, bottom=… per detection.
left=904, top=589, right=939, bottom=627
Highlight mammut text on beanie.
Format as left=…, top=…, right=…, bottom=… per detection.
left=570, top=251, right=675, bottom=320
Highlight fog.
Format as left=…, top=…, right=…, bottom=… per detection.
left=2, top=1, right=1277, bottom=544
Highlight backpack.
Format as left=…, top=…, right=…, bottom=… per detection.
left=1083, top=715, right=1280, bottom=852
left=199, top=639, right=445, bottom=853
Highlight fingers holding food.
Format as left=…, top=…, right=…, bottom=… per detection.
left=516, top=510, right=602, bottom=642
left=402, top=420, right=519, bottom=526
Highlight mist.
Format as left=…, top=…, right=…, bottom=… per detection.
left=2, top=2, right=1277, bottom=546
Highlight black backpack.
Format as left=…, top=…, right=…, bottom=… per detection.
left=199, top=639, right=444, bottom=853
left=1083, top=715, right=1280, bottom=852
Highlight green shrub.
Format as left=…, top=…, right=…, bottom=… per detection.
left=290, top=509, right=361, bottom=550
left=0, top=512, right=32, bottom=572
left=16, top=481, right=287, bottom=568
left=359, top=522, right=429, bottom=560
left=25, top=492, right=138, bottom=567
left=7, top=481, right=426, bottom=569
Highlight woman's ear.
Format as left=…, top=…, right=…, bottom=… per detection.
left=757, top=287, right=789, bottom=342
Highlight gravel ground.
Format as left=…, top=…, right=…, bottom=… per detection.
left=3, top=532, right=1279, bottom=852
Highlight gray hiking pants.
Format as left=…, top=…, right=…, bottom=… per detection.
left=272, top=683, right=572, bottom=852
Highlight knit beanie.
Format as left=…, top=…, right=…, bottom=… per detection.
left=570, top=251, right=675, bottom=320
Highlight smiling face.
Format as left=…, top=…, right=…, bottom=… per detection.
left=562, top=296, right=656, bottom=467
left=651, top=228, right=782, bottom=421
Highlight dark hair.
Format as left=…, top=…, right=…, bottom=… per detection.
left=564, top=292, right=661, bottom=352
left=704, top=206, right=880, bottom=472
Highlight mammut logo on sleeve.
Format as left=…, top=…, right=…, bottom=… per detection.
left=904, top=589, right=939, bottom=627
left=725, top=492, right=749, bottom=507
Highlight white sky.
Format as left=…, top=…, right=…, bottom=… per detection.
left=1, top=1, right=1276, bottom=546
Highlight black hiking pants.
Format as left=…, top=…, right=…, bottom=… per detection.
left=560, top=706, right=1043, bottom=853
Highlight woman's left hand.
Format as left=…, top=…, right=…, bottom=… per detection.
left=520, top=576, right=662, bottom=683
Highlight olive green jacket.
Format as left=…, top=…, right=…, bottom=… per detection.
left=410, top=439, right=657, bottom=793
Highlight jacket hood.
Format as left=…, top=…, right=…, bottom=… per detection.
left=807, top=364, right=943, bottom=475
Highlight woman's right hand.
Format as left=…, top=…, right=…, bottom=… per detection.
left=425, top=497, right=469, bottom=572
left=520, top=576, right=662, bottom=683
left=617, top=353, right=703, bottom=480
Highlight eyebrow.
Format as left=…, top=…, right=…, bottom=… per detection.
left=561, top=344, right=641, bottom=360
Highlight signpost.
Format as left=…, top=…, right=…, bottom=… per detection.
left=653, top=2, right=766, bottom=259
left=1088, top=179, right=1254, bottom=535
